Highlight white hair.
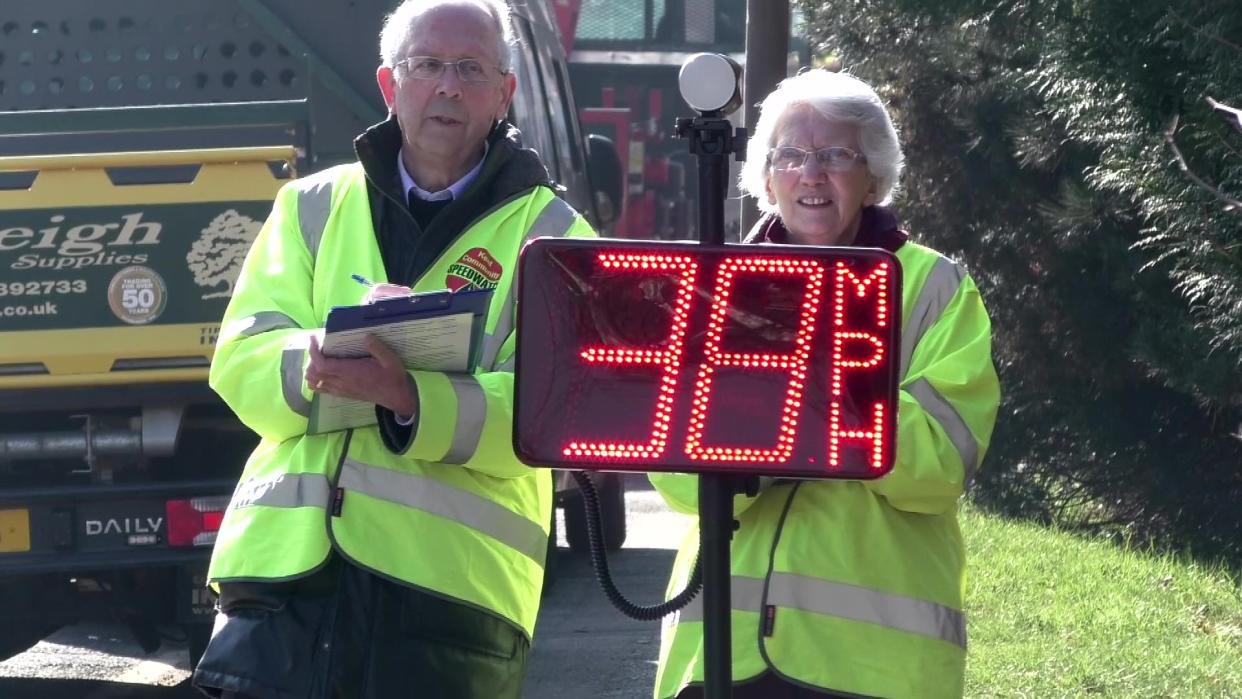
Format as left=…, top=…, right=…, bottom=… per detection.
left=379, top=0, right=518, bottom=73
left=738, top=70, right=905, bottom=211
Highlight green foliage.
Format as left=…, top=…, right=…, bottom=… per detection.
left=795, top=0, right=1242, bottom=561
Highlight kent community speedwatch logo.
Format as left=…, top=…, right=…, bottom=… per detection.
left=446, top=247, right=503, bottom=292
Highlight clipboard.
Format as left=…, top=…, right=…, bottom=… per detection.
left=307, top=287, right=494, bottom=434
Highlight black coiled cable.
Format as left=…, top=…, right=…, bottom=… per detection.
left=571, top=471, right=703, bottom=620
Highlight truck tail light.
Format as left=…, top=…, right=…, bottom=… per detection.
left=166, top=496, right=229, bottom=548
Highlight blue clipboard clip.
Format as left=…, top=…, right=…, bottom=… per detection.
left=361, top=289, right=455, bottom=319
left=326, top=287, right=494, bottom=332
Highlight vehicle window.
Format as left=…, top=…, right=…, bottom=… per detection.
left=550, top=56, right=585, bottom=174
left=526, top=21, right=579, bottom=181
left=509, top=20, right=558, bottom=179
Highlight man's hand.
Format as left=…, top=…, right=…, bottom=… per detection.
left=364, top=283, right=413, bottom=304
left=306, top=334, right=418, bottom=417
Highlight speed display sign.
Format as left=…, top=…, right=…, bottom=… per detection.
left=513, top=238, right=902, bottom=480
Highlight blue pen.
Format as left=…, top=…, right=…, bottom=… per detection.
left=351, top=274, right=375, bottom=287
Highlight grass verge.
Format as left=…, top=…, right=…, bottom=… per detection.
left=963, top=504, right=1241, bottom=698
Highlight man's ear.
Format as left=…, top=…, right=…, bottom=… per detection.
left=377, top=66, right=397, bottom=112
left=497, top=72, right=517, bottom=120
left=764, top=174, right=777, bottom=206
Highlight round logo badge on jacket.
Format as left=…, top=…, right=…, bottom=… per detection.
left=446, top=247, right=503, bottom=292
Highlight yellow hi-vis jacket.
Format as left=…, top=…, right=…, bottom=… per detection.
left=207, top=161, right=594, bottom=638
left=651, top=239, right=1001, bottom=698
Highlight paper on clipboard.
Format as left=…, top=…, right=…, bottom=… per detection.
left=307, top=287, right=492, bottom=434
left=319, top=312, right=476, bottom=371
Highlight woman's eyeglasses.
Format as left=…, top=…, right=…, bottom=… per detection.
left=768, top=146, right=867, bottom=173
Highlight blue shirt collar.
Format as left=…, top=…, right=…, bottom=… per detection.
left=397, top=144, right=488, bottom=202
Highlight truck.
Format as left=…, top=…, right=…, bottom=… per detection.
left=552, top=0, right=811, bottom=243
left=0, top=0, right=624, bottom=668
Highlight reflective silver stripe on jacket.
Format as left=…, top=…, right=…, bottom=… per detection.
left=480, top=290, right=516, bottom=373
left=443, top=375, right=487, bottom=464
left=296, top=173, right=335, bottom=258
left=233, top=472, right=332, bottom=510
left=236, top=311, right=300, bottom=338
left=281, top=337, right=312, bottom=417
left=338, top=458, right=547, bottom=565
left=900, top=257, right=965, bottom=380
left=679, top=574, right=765, bottom=622
left=480, top=196, right=578, bottom=371
left=897, top=256, right=978, bottom=479
left=907, top=378, right=979, bottom=481
left=680, top=572, right=966, bottom=648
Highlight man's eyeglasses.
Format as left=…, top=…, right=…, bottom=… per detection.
left=394, top=56, right=504, bottom=84
left=768, top=146, right=868, bottom=173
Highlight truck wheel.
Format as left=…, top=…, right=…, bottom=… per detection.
left=0, top=625, right=48, bottom=664
left=0, top=575, right=74, bottom=662
left=564, top=473, right=627, bottom=553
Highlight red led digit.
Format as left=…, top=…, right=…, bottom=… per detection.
left=829, top=261, right=891, bottom=469
left=562, top=253, right=699, bottom=460
left=684, top=256, right=826, bottom=462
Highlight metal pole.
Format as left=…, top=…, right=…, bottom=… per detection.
left=739, top=0, right=790, bottom=235
left=693, top=110, right=733, bottom=698
left=0, top=430, right=143, bottom=460
left=698, top=120, right=727, bottom=246
left=699, top=475, right=734, bottom=698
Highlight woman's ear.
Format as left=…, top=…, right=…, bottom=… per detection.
left=862, top=176, right=879, bottom=207
left=764, top=174, right=777, bottom=206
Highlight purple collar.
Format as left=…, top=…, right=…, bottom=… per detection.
left=742, top=206, right=908, bottom=252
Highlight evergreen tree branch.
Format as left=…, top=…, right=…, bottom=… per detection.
left=1164, top=114, right=1242, bottom=210
left=1210, top=242, right=1242, bottom=269
left=1164, top=8, right=1242, bottom=56
left=1214, top=133, right=1242, bottom=162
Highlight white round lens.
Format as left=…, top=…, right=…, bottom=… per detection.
left=678, top=53, right=741, bottom=113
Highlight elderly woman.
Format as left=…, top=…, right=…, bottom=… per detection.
left=649, top=70, right=1001, bottom=699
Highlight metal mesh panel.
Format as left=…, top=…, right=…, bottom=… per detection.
left=573, top=0, right=745, bottom=50
left=575, top=0, right=665, bottom=42
left=0, top=0, right=396, bottom=166
left=0, top=3, right=305, bottom=110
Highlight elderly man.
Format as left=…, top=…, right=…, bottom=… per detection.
left=191, top=1, right=595, bottom=697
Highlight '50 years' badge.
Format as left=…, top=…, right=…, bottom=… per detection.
left=107, top=265, right=168, bottom=325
